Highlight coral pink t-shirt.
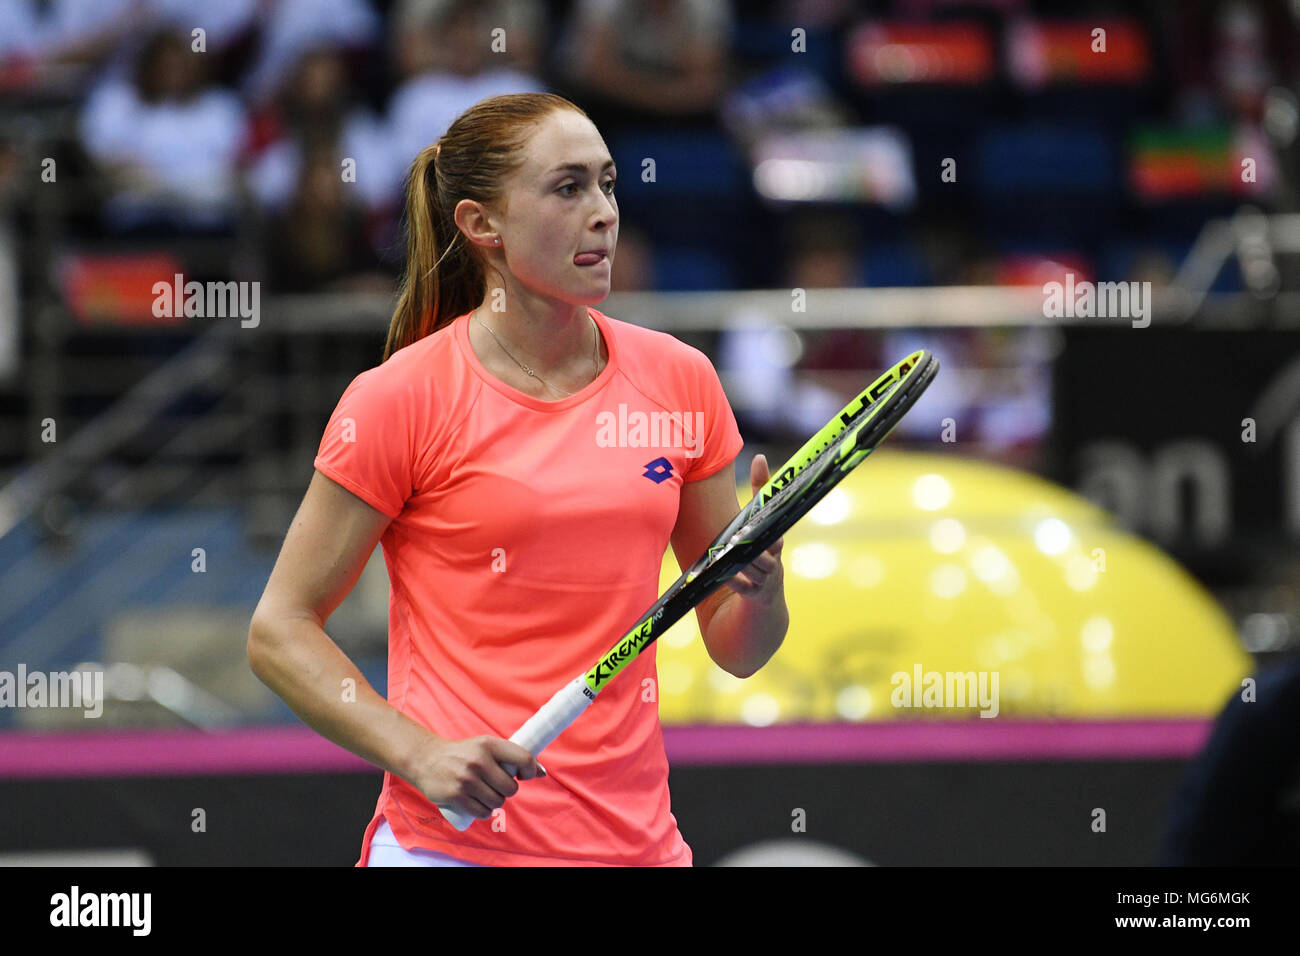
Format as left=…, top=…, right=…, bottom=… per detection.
left=314, top=307, right=743, bottom=866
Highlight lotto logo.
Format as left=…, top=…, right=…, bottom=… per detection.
left=643, top=457, right=674, bottom=483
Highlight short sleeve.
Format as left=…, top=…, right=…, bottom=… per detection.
left=314, top=367, right=415, bottom=519
left=683, top=347, right=744, bottom=483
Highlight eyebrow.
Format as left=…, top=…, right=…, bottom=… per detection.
left=547, top=160, right=617, bottom=176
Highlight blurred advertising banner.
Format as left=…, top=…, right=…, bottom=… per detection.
left=0, top=722, right=1205, bottom=866
left=1052, top=327, right=1300, bottom=580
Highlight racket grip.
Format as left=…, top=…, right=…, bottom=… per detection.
left=438, top=675, right=594, bottom=831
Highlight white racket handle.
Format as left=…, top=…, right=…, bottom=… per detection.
left=438, top=675, right=594, bottom=830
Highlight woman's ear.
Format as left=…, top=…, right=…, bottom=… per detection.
left=453, top=198, right=501, bottom=249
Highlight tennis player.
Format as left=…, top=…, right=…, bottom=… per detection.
left=247, top=93, right=789, bottom=867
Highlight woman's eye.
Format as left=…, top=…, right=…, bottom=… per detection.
left=558, top=181, right=616, bottom=196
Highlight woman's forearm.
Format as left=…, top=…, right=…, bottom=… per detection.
left=247, top=613, right=435, bottom=781
left=703, top=589, right=789, bottom=680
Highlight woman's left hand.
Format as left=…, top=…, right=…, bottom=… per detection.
left=726, top=454, right=785, bottom=603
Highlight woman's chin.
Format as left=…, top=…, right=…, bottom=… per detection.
left=569, top=283, right=612, bottom=306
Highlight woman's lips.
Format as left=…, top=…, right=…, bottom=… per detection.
left=574, top=252, right=608, bottom=266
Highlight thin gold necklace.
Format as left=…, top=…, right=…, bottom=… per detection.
left=475, top=314, right=601, bottom=397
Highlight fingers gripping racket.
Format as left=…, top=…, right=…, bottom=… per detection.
left=439, top=350, right=940, bottom=829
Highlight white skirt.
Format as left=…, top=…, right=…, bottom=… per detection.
left=366, top=818, right=482, bottom=867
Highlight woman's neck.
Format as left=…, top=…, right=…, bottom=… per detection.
left=471, top=299, right=601, bottom=373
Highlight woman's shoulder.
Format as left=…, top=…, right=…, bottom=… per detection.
left=598, top=308, right=710, bottom=368
left=597, top=308, right=723, bottom=408
left=348, top=321, right=464, bottom=397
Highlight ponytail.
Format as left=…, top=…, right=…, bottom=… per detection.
left=382, top=92, right=588, bottom=362
left=384, top=144, right=465, bottom=360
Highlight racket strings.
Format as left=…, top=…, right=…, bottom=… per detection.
left=731, top=360, right=936, bottom=548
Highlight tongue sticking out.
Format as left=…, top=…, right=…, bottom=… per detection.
left=575, top=252, right=604, bottom=266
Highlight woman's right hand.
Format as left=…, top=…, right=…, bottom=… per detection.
left=409, top=735, right=545, bottom=821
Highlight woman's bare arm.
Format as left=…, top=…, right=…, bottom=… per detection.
left=248, top=470, right=541, bottom=820
left=670, top=457, right=789, bottom=679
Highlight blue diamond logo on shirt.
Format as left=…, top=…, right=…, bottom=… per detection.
left=643, top=457, right=674, bottom=483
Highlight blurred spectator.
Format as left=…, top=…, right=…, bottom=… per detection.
left=245, top=46, right=393, bottom=215
left=392, top=0, right=543, bottom=81
left=145, top=0, right=259, bottom=45
left=554, top=0, right=733, bottom=131
left=385, top=0, right=544, bottom=204
left=1214, top=0, right=1274, bottom=121
left=0, top=0, right=148, bottom=95
left=128, top=1, right=261, bottom=80
left=716, top=311, right=844, bottom=442
left=0, top=140, right=20, bottom=214
left=721, top=66, right=854, bottom=152
left=79, top=29, right=246, bottom=233
left=785, top=210, right=861, bottom=291
left=902, top=325, right=1051, bottom=468
left=0, top=0, right=260, bottom=96
left=263, top=146, right=391, bottom=293
left=1212, top=1, right=1281, bottom=199
left=1162, top=654, right=1300, bottom=865
left=1174, top=0, right=1284, bottom=201
left=784, top=210, right=874, bottom=374
left=716, top=210, right=864, bottom=441
left=243, top=0, right=382, bottom=105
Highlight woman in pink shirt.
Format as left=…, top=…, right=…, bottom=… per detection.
left=248, top=92, right=789, bottom=866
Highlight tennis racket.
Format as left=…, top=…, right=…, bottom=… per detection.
left=439, top=349, right=940, bottom=829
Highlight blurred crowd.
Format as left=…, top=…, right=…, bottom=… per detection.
left=0, top=0, right=1296, bottom=296
left=0, top=0, right=746, bottom=294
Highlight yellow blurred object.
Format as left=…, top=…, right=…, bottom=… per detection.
left=654, top=451, right=1252, bottom=725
